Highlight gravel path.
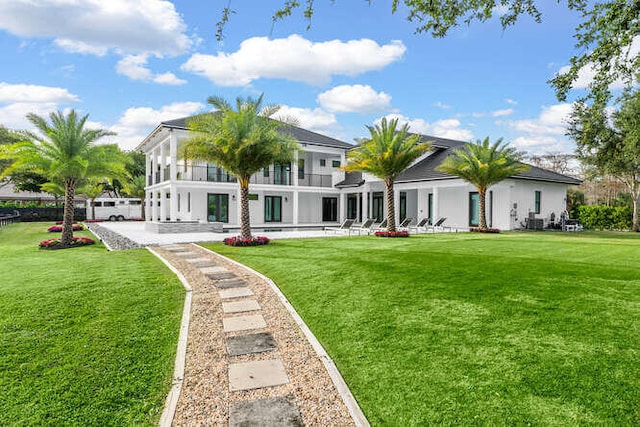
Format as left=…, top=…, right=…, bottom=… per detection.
left=155, top=244, right=356, bottom=426
left=85, top=222, right=144, bottom=250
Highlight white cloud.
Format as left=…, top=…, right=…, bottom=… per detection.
left=377, top=114, right=474, bottom=141
left=181, top=35, right=406, bottom=86
left=275, top=105, right=338, bottom=134
left=472, top=108, right=514, bottom=118
left=116, top=55, right=186, bottom=85
left=106, top=102, right=205, bottom=150
left=0, top=82, right=80, bottom=129
left=0, top=0, right=192, bottom=56
left=505, top=98, right=518, bottom=105
left=505, top=103, right=575, bottom=154
left=317, top=85, right=391, bottom=113
left=434, top=101, right=452, bottom=110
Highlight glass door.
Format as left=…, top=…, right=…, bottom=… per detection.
left=207, top=193, right=229, bottom=222
left=469, top=192, right=479, bottom=227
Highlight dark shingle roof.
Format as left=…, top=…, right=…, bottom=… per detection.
left=335, top=172, right=365, bottom=188
left=160, top=115, right=353, bottom=149
left=394, top=134, right=582, bottom=185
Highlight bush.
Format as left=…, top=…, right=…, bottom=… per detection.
left=469, top=227, right=500, bottom=233
left=39, top=237, right=95, bottom=250
left=374, top=230, right=409, bottom=238
left=48, top=224, right=84, bottom=232
left=577, top=205, right=632, bottom=230
left=223, top=235, right=270, bottom=246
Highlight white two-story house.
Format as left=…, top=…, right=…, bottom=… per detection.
left=137, top=116, right=581, bottom=233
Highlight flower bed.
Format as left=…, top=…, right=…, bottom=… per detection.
left=39, top=237, right=96, bottom=250
left=374, top=230, right=409, bottom=238
left=223, top=235, right=270, bottom=247
left=48, top=224, right=84, bottom=232
left=469, top=227, right=500, bottom=233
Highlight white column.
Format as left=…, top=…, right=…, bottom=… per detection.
left=169, top=131, right=178, bottom=221
left=292, top=191, right=299, bottom=225
left=339, top=192, right=346, bottom=221
left=160, top=142, right=167, bottom=182
left=154, top=191, right=160, bottom=221
left=145, top=191, right=152, bottom=221
left=292, top=152, right=299, bottom=187
left=152, top=147, right=159, bottom=184
left=145, top=152, right=152, bottom=188
left=394, top=188, right=401, bottom=225
left=433, top=187, right=440, bottom=221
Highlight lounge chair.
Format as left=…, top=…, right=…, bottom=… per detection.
left=324, top=218, right=356, bottom=235
left=409, top=217, right=429, bottom=233
left=426, top=217, right=450, bottom=233
left=353, top=218, right=376, bottom=235
left=397, top=217, right=414, bottom=231
left=372, top=218, right=387, bottom=231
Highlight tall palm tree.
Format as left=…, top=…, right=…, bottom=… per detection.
left=122, top=174, right=146, bottom=220
left=180, top=95, right=299, bottom=239
left=344, top=118, right=431, bottom=232
left=1, top=110, right=116, bottom=247
left=79, top=178, right=106, bottom=220
left=436, top=137, right=530, bottom=229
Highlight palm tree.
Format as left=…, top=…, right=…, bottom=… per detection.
left=344, top=118, right=431, bottom=232
left=180, top=95, right=299, bottom=239
left=79, top=178, right=106, bottom=220
left=122, top=174, right=146, bottom=220
left=1, top=110, right=116, bottom=247
left=436, top=137, right=530, bottom=229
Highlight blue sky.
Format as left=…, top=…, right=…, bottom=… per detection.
left=0, top=1, right=594, bottom=153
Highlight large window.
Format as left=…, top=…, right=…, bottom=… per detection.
left=298, top=158, right=305, bottom=179
left=207, top=193, right=229, bottom=222
left=265, top=196, right=282, bottom=222
left=427, top=193, right=433, bottom=224
left=372, top=192, right=384, bottom=222
left=322, top=197, right=338, bottom=221
left=534, top=191, right=541, bottom=214
left=274, top=163, right=290, bottom=185
left=399, top=191, right=407, bottom=221
left=469, top=192, right=479, bottom=227
left=207, top=164, right=233, bottom=182
left=332, top=160, right=341, bottom=168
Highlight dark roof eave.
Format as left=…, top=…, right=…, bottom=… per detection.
left=511, top=175, right=582, bottom=185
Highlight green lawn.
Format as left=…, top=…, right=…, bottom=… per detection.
left=204, top=232, right=640, bottom=425
left=0, top=222, right=184, bottom=425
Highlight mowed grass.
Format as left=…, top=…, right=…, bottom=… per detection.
left=204, top=232, right=640, bottom=425
left=0, top=222, right=184, bottom=425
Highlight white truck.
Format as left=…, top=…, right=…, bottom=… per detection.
left=87, top=197, right=143, bottom=221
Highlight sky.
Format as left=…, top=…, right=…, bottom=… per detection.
left=0, top=1, right=601, bottom=154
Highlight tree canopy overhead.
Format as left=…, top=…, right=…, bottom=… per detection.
left=216, top=1, right=639, bottom=107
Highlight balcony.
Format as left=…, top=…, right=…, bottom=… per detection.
left=174, top=165, right=333, bottom=187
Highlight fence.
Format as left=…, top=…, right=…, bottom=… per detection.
left=0, top=214, right=20, bottom=227
left=0, top=207, right=87, bottom=222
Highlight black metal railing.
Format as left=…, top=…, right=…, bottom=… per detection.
left=0, top=213, right=20, bottom=227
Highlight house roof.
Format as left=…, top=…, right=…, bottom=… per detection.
left=159, top=115, right=354, bottom=150
left=395, top=134, right=582, bottom=186
left=335, top=172, right=365, bottom=188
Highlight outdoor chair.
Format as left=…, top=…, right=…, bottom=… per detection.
left=353, top=218, right=376, bottom=235
left=409, top=217, right=430, bottom=233
left=426, top=217, right=450, bottom=233
left=397, top=217, right=414, bottom=231
left=324, top=218, right=356, bottom=235
left=372, top=218, right=388, bottom=232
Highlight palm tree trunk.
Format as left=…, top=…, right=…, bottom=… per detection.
left=385, top=178, right=396, bottom=232
left=239, top=179, right=251, bottom=239
left=479, top=189, right=487, bottom=229
left=91, top=198, right=96, bottom=220
left=61, top=179, right=76, bottom=247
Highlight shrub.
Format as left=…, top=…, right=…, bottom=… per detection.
left=48, top=224, right=84, bottom=232
left=577, top=205, right=632, bottom=230
left=469, top=227, right=500, bottom=233
left=39, top=237, right=95, bottom=250
left=374, top=230, right=409, bottom=238
left=223, top=235, right=270, bottom=246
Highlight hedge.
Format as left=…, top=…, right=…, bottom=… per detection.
left=577, top=205, right=632, bottom=230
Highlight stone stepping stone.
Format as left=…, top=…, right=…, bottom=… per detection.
left=229, top=396, right=302, bottom=427
left=223, top=314, right=267, bottom=332
left=219, top=287, right=253, bottom=299
left=187, top=260, right=217, bottom=268
left=199, top=266, right=228, bottom=274
left=228, top=359, right=289, bottom=391
left=215, top=279, right=247, bottom=289
left=178, top=252, right=200, bottom=259
left=164, top=246, right=188, bottom=252
left=207, top=272, right=237, bottom=281
left=223, top=300, right=261, bottom=314
left=227, top=332, right=277, bottom=357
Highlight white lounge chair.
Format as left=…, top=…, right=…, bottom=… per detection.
left=372, top=218, right=388, bottom=232
left=324, top=218, right=356, bottom=235
left=426, top=217, right=450, bottom=233
left=397, top=217, right=414, bottom=231
left=410, top=217, right=430, bottom=233
left=353, top=218, right=376, bottom=235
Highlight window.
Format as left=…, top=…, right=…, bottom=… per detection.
left=177, top=193, right=181, bottom=211
left=534, top=191, right=541, bottom=214
left=469, top=192, right=479, bottom=227
left=104, top=201, right=116, bottom=207
left=332, top=160, right=341, bottom=168
left=274, top=163, right=290, bottom=185
left=129, top=200, right=142, bottom=205
left=427, top=193, right=433, bottom=224
left=118, top=201, right=126, bottom=205
left=92, top=201, right=102, bottom=207
left=265, top=196, right=282, bottom=222
left=207, top=193, right=229, bottom=222
left=347, top=194, right=358, bottom=221
left=298, top=158, right=305, bottom=179
left=399, top=191, right=407, bottom=221
left=322, top=197, right=338, bottom=221
left=187, top=192, right=190, bottom=212
left=372, top=192, right=384, bottom=222
left=320, top=159, right=326, bottom=167
left=207, top=164, right=233, bottom=182
left=263, top=167, right=270, bottom=177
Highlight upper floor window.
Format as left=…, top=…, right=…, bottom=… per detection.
left=320, top=159, right=326, bottom=167
left=332, top=160, right=341, bottom=168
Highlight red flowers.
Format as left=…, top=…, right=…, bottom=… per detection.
left=223, top=235, right=270, bottom=246
left=374, top=230, right=409, bottom=238
left=48, top=224, right=84, bottom=232
left=39, top=237, right=96, bottom=249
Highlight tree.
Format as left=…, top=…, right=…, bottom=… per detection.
left=216, top=1, right=639, bottom=106
left=436, top=137, right=530, bottom=229
left=122, top=174, right=146, bottom=220
left=1, top=110, right=117, bottom=247
left=79, top=178, right=106, bottom=220
left=568, top=89, right=640, bottom=231
left=180, top=95, right=299, bottom=239
left=344, top=117, right=430, bottom=232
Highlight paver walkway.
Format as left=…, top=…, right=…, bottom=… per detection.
left=155, top=244, right=358, bottom=426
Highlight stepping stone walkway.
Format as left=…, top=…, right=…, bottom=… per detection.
left=157, top=243, right=355, bottom=426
